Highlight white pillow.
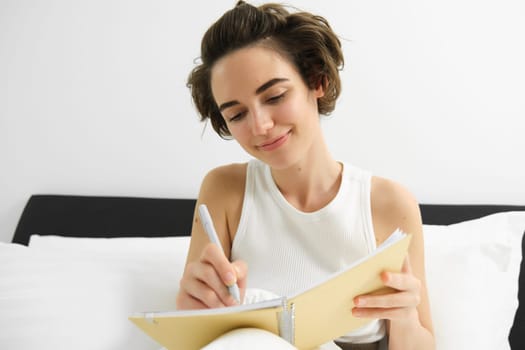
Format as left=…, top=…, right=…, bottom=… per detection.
left=5, top=211, right=525, bottom=350
left=201, top=328, right=342, bottom=350
left=29, top=234, right=190, bottom=255
left=0, top=236, right=190, bottom=350
left=202, top=328, right=298, bottom=350
left=424, top=212, right=525, bottom=350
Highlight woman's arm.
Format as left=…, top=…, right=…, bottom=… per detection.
left=176, top=164, right=248, bottom=310
left=353, top=177, right=435, bottom=350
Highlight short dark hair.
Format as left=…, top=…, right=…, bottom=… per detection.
left=187, top=1, right=344, bottom=138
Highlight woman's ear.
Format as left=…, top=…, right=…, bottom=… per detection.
left=313, top=76, right=326, bottom=98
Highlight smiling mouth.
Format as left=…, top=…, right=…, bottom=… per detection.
left=257, top=131, right=291, bottom=151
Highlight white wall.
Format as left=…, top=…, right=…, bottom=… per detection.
left=1, top=0, right=524, bottom=243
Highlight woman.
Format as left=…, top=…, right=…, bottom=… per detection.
left=176, top=2, right=435, bottom=349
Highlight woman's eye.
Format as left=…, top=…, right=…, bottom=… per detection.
left=267, top=93, right=285, bottom=104
left=228, top=112, right=244, bottom=122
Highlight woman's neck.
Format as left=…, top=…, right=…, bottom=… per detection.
left=270, top=144, right=342, bottom=213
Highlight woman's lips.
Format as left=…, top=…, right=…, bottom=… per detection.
left=257, top=131, right=290, bottom=151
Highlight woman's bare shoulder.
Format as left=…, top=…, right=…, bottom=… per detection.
left=200, top=163, right=248, bottom=201
left=198, top=163, right=248, bottom=218
left=202, top=163, right=247, bottom=189
left=370, top=176, right=422, bottom=243
left=197, top=163, right=248, bottom=243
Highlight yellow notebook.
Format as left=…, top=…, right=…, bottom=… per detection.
left=130, top=230, right=411, bottom=350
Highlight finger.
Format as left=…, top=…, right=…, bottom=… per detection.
left=231, top=260, right=248, bottom=301
left=231, top=260, right=248, bottom=283
left=381, top=269, right=421, bottom=292
left=352, top=306, right=418, bottom=321
left=181, top=264, right=230, bottom=308
left=354, top=291, right=420, bottom=309
left=199, top=245, right=240, bottom=306
left=201, top=243, right=238, bottom=288
left=175, top=290, right=208, bottom=310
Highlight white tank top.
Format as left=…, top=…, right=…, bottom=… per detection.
left=231, top=159, right=386, bottom=343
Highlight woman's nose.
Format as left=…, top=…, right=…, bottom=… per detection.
left=249, top=109, right=274, bottom=135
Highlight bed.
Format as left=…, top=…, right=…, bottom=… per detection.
left=2, top=194, right=525, bottom=350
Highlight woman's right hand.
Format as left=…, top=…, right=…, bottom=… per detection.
left=176, top=242, right=248, bottom=310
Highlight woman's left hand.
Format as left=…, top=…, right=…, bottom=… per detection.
left=352, top=256, right=422, bottom=323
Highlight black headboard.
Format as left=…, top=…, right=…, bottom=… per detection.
left=10, top=194, right=525, bottom=349
left=12, top=195, right=196, bottom=245
left=12, top=194, right=525, bottom=245
left=419, top=204, right=525, bottom=225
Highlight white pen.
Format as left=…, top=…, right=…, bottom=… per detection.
left=197, top=204, right=241, bottom=304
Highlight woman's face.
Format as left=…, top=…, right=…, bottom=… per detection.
left=210, top=45, right=325, bottom=170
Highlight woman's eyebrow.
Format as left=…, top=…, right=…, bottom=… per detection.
left=255, top=78, right=289, bottom=94
left=218, top=78, right=289, bottom=112
left=218, top=100, right=239, bottom=112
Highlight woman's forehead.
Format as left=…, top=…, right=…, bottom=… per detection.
left=210, top=46, right=299, bottom=97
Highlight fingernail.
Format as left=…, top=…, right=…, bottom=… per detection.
left=355, top=298, right=365, bottom=306
left=225, top=272, right=236, bottom=285
left=381, top=272, right=390, bottom=283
